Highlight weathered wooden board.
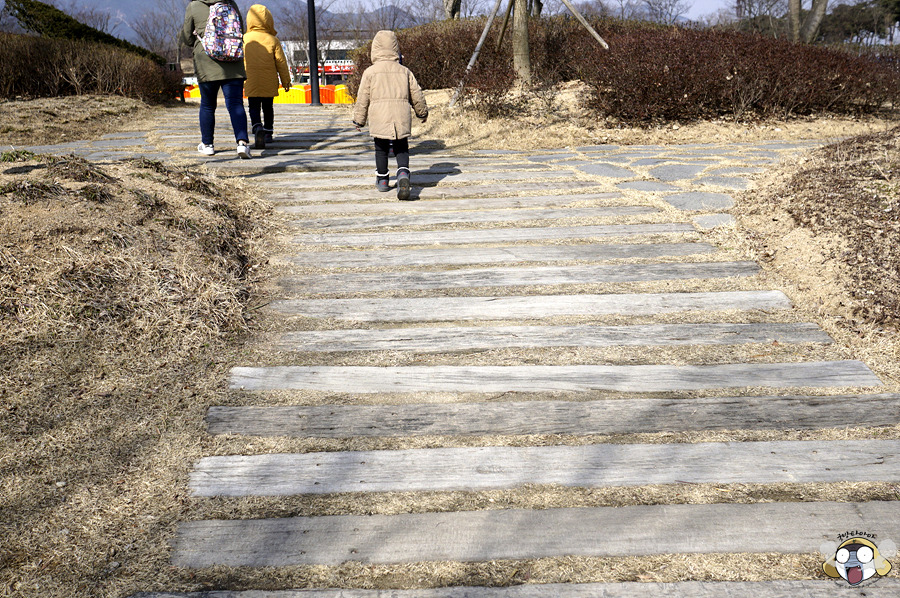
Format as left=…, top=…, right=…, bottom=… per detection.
left=228, top=361, right=882, bottom=393
left=267, top=290, right=793, bottom=320
left=269, top=181, right=608, bottom=203
left=278, top=262, right=761, bottom=294
left=292, top=223, right=698, bottom=247
left=276, top=193, right=623, bottom=215
left=274, top=322, right=831, bottom=352
left=189, top=439, right=900, bottom=497
left=280, top=243, right=716, bottom=268
left=170, top=501, right=900, bottom=566
left=281, top=169, right=581, bottom=191
left=127, top=580, right=900, bottom=598
left=206, top=394, right=900, bottom=438
left=290, top=206, right=657, bottom=231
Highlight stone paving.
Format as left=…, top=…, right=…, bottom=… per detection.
left=23, top=104, right=900, bottom=597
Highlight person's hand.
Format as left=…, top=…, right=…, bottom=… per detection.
left=284, top=85, right=291, bottom=92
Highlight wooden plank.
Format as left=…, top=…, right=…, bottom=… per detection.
left=290, top=206, right=657, bottom=231
left=127, top=580, right=900, bottom=598
left=206, top=394, right=900, bottom=438
left=275, top=189, right=613, bottom=214
left=292, top=223, right=698, bottom=247
left=274, top=322, right=832, bottom=352
left=228, top=361, right=882, bottom=393
left=171, top=501, right=900, bottom=566
left=280, top=243, right=716, bottom=268
left=268, top=290, right=793, bottom=320
left=280, top=170, right=581, bottom=191
left=278, top=262, right=761, bottom=294
left=269, top=181, right=608, bottom=203
left=189, top=439, right=900, bottom=497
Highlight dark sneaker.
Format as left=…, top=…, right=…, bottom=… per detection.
left=252, top=124, right=265, bottom=149
left=376, top=176, right=389, bottom=192
left=396, top=168, right=410, bottom=201
left=264, top=129, right=273, bottom=143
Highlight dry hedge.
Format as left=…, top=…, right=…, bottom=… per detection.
left=353, top=18, right=900, bottom=122
left=0, top=33, right=182, bottom=102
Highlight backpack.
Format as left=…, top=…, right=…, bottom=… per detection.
left=200, top=2, right=243, bottom=62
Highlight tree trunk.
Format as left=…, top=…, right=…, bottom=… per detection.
left=443, top=0, right=461, bottom=19
left=800, top=0, right=829, bottom=42
left=788, top=0, right=801, bottom=41
left=513, top=0, right=531, bottom=84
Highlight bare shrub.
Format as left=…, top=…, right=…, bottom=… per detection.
left=0, top=33, right=181, bottom=102
left=351, top=18, right=900, bottom=123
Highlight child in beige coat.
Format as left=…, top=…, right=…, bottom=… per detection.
left=352, top=30, right=428, bottom=200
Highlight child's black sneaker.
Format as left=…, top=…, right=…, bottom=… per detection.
left=252, top=124, right=265, bottom=149
left=264, top=129, right=274, bottom=143
left=376, top=175, right=390, bottom=192
left=396, top=168, right=411, bottom=201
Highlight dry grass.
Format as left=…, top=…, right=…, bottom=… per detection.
left=2, top=94, right=900, bottom=595
left=0, top=149, right=271, bottom=596
left=0, top=95, right=161, bottom=147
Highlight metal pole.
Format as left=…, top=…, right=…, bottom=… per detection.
left=306, top=0, right=321, bottom=105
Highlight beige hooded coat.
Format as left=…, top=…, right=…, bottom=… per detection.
left=352, top=30, right=428, bottom=140
left=243, top=4, right=291, bottom=98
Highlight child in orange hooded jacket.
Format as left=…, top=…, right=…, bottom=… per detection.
left=243, top=4, right=291, bottom=149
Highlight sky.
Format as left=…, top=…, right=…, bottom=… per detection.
left=10, top=0, right=734, bottom=43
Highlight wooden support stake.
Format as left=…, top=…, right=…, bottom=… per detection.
left=558, top=0, right=609, bottom=50
left=495, top=0, right=515, bottom=52
left=448, top=0, right=505, bottom=108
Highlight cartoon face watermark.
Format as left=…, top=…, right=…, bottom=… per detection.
left=821, top=534, right=895, bottom=587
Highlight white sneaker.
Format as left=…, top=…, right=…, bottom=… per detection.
left=197, top=143, right=215, bottom=156
left=236, top=141, right=251, bottom=159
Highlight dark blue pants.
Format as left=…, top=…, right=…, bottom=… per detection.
left=198, top=78, right=248, bottom=146
left=248, top=97, right=275, bottom=131
left=375, top=137, right=409, bottom=175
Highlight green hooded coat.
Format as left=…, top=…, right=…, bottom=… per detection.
left=179, top=0, right=247, bottom=83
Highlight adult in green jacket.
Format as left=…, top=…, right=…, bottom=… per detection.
left=179, top=0, right=251, bottom=158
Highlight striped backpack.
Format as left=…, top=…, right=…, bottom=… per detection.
left=200, top=2, right=243, bottom=62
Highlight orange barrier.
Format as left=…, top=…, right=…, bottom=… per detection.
left=334, top=84, right=353, bottom=104
left=183, top=83, right=352, bottom=104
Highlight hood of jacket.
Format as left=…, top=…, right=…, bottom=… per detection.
left=370, top=30, right=400, bottom=63
left=247, top=4, right=276, bottom=34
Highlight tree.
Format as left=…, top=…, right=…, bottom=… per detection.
left=4, top=0, right=165, bottom=63
left=444, top=0, right=462, bottom=18
left=643, top=0, right=691, bottom=23
left=513, top=0, right=530, bottom=83
left=818, top=0, right=891, bottom=44
left=131, top=0, right=186, bottom=63
left=47, top=0, right=119, bottom=35
left=788, top=0, right=830, bottom=41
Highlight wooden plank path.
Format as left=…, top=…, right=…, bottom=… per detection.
left=291, top=223, right=699, bottom=247
left=268, top=290, right=793, bottom=320
left=229, top=362, right=881, bottom=393
left=132, top=580, right=900, bottom=598
left=275, top=192, right=626, bottom=214
left=147, top=106, right=899, bottom=595
left=278, top=261, right=761, bottom=294
left=289, top=205, right=658, bottom=230
left=171, top=502, right=900, bottom=567
left=189, top=439, right=900, bottom=496
left=206, top=394, right=900, bottom=437
left=280, top=242, right=717, bottom=268
left=273, top=322, right=831, bottom=352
